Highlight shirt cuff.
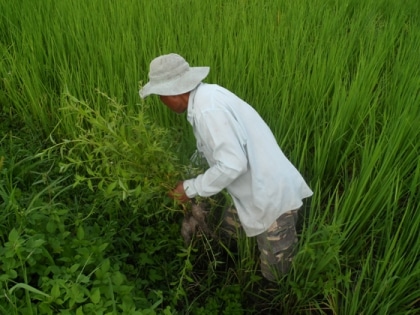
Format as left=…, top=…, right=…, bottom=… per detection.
left=183, top=179, right=198, bottom=198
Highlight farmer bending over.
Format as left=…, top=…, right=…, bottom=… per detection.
left=139, top=53, right=313, bottom=282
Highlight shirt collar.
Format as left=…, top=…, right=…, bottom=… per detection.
left=187, top=83, right=201, bottom=124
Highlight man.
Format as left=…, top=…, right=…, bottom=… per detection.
left=139, top=53, right=313, bottom=282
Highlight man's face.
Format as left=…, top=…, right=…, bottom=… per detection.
left=159, top=95, right=188, bottom=114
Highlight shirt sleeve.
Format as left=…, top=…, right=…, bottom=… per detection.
left=183, top=109, right=248, bottom=198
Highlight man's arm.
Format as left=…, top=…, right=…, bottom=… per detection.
left=182, top=109, right=248, bottom=198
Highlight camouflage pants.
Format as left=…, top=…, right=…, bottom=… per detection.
left=222, top=207, right=299, bottom=282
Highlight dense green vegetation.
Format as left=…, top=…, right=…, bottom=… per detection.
left=1, top=0, right=419, bottom=314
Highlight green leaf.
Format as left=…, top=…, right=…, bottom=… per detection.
left=90, top=287, right=101, bottom=304
left=8, top=228, right=19, bottom=242
left=70, top=263, right=80, bottom=273
left=77, top=226, right=85, bottom=240
left=102, top=258, right=110, bottom=273
left=76, top=306, right=84, bottom=315
left=149, top=269, right=163, bottom=281
left=75, top=174, right=86, bottom=182
left=9, top=283, right=50, bottom=298
left=0, top=274, right=9, bottom=281
left=51, top=283, right=61, bottom=299
left=105, top=181, right=118, bottom=195
left=77, top=274, right=90, bottom=284
left=7, top=269, right=18, bottom=279
left=33, top=238, right=46, bottom=247
left=87, top=179, right=94, bottom=191
left=98, top=243, right=109, bottom=252
left=112, top=271, right=125, bottom=286
left=46, top=220, right=57, bottom=233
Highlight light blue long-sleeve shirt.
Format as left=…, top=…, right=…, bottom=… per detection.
left=183, top=83, right=313, bottom=236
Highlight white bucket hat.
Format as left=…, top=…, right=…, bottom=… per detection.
left=139, top=53, right=210, bottom=99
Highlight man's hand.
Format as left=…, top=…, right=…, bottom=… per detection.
left=169, top=181, right=190, bottom=203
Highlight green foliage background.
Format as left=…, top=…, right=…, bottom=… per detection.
left=1, top=0, right=419, bottom=314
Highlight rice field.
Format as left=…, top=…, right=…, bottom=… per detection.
left=0, top=0, right=419, bottom=314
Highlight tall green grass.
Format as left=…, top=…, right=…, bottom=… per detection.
left=1, top=0, right=419, bottom=313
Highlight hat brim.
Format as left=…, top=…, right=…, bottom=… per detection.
left=139, top=66, right=209, bottom=99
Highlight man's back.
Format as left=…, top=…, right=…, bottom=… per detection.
left=186, top=83, right=313, bottom=236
